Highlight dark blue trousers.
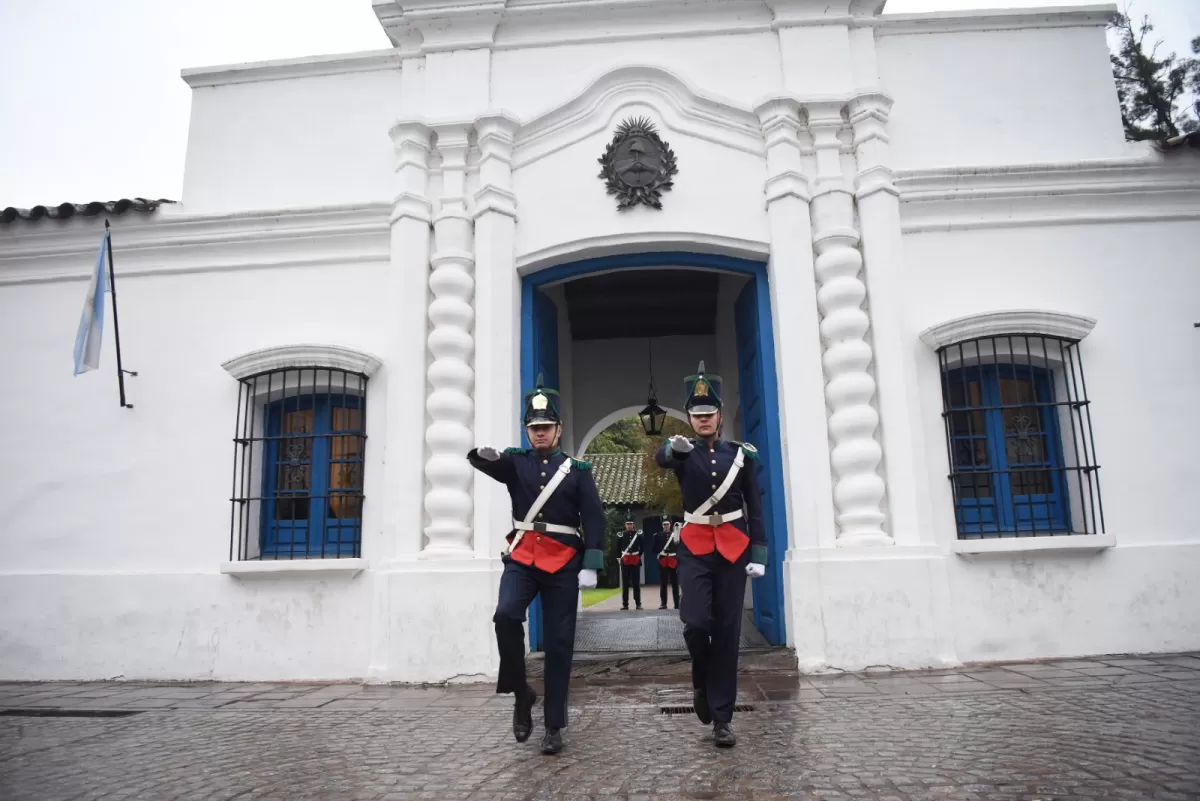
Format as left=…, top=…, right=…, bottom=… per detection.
left=677, top=544, right=749, bottom=724
left=493, top=556, right=580, bottom=730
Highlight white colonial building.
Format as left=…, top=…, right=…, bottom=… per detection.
left=1, top=0, right=1198, bottom=682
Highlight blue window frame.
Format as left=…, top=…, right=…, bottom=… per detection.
left=260, top=393, right=364, bottom=558
left=944, top=363, right=1071, bottom=536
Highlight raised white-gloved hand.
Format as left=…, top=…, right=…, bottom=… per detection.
left=668, top=435, right=694, bottom=454
left=578, top=569, right=598, bottom=589
left=477, top=446, right=502, bottom=462
left=745, top=563, right=766, bottom=579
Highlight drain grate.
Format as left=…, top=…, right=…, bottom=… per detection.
left=659, top=704, right=755, bottom=715
left=0, top=709, right=144, bottom=718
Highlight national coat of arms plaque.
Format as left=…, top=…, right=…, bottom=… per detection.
left=597, top=116, right=678, bottom=210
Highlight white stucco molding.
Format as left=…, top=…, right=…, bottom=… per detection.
left=220, top=558, right=368, bottom=578
left=897, top=154, right=1200, bottom=232
left=919, top=310, right=1097, bottom=350
left=871, top=4, right=1115, bottom=36
left=371, top=0, right=1109, bottom=54
left=516, top=231, right=771, bottom=274
left=952, top=534, right=1116, bottom=556
left=182, top=50, right=403, bottom=88
left=513, top=65, right=764, bottom=169
left=221, top=344, right=383, bottom=380
left=0, top=203, right=391, bottom=287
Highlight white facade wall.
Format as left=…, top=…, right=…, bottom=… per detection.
left=1, top=0, right=1198, bottom=682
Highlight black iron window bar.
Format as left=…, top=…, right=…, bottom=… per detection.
left=230, top=367, right=367, bottom=560
left=937, top=334, right=1104, bottom=540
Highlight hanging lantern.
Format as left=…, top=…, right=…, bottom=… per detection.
left=639, top=337, right=667, bottom=436
left=639, top=396, right=667, bottom=436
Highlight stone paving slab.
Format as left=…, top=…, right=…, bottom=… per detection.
left=576, top=610, right=769, bottom=652
left=0, top=653, right=1198, bottom=800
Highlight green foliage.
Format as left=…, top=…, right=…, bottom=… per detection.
left=581, top=587, right=622, bottom=608
left=638, top=416, right=691, bottom=516
left=583, top=416, right=647, bottom=454
left=585, top=414, right=694, bottom=516
left=1108, top=11, right=1200, bottom=140
left=596, top=507, right=628, bottom=588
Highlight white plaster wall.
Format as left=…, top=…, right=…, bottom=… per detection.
left=0, top=233, right=424, bottom=679
left=878, top=25, right=1128, bottom=169
left=181, top=68, right=403, bottom=213
left=902, top=219, right=1200, bottom=661
left=490, top=32, right=782, bottom=120
left=513, top=130, right=768, bottom=262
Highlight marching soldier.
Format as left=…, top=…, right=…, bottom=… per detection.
left=654, top=518, right=681, bottom=610
left=655, top=361, right=767, bottom=748
left=467, top=375, right=605, bottom=755
left=616, top=512, right=644, bottom=610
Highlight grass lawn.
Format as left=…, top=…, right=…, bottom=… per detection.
left=580, top=587, right=621, bottom=608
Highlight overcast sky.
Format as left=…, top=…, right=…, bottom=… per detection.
left=1, top=0, right=1196, bottom=209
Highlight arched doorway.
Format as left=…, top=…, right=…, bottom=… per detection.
left=521, top=251, right=788, bottom=648
left=577, top=405, right=688, bottom=456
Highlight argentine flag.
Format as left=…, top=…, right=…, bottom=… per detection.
left=73, top=230, right=109, bottom=375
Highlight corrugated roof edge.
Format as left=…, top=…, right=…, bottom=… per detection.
left=2, top=198, right=176, bottom=224
left=1154, top=131, right=1200, bottom=152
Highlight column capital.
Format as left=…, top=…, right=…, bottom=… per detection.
left=848, top=92, right=898, bottom=200
left=473, top=111, right=521, bottom=219
left=388, top=119, right=433, bottom=150
left=474, top=112, right=521, bottom=154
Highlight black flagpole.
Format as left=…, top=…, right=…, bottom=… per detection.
left=104, top=219, right=135, bottom=409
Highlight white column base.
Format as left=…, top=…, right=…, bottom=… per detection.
left=785, top=545, right=959, bottom=672
left=365, top=558, right=503, bottom=684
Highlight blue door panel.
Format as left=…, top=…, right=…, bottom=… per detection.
left=735, top=278, right=786, bottom=646
left=522, top=287, right=559, bottom=651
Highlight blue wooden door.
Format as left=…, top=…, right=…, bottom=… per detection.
left=734, top=278, right=787, bottom=645
left=521, top=287, right=560, bottom=651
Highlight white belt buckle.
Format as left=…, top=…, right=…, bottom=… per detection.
left=706, top=513, right=723, bottom=526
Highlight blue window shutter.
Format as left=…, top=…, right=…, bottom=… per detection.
left=947, top=364, right=1070, bottom=536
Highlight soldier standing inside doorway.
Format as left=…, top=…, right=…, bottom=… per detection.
left=616, top=512, right=644, bottom=610
left=654, top=517, right=681, bottom=609
left=656, top=361, right=767, bottom=748
left=467, top=375, right=605, bottom=755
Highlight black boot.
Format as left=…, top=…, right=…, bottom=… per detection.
left=713, top=722, right=736, bottom=748
left=693, top=687, right=712, bottom=724
left=658, top=604, right=667, bottom=610
left=540, top=727, right=564, bottom=755
left=512, top=686, right=536, bottom=743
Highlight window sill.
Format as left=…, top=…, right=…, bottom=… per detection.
left=953, top=534, right=1115, bottom=557
left=220, top=558, right=367, bottom=579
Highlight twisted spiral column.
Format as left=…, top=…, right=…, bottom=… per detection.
left=806, top=101, right=890, bottom=546
left=422, top=124, right=475, bottom=558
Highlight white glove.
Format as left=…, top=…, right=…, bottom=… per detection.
left=578, top=569, right=598, bottom=589
left=477, top=446, right=502, bottom=462
left=745, top=563, right=765, bottom=579
left=669, top=435, right=694, bottom=454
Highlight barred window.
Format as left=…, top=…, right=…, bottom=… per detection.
left=230, top=367, right=367, bottom=560
left=936, top=335, right=1103, bottom=540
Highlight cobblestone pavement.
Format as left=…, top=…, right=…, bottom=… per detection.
left=1, top=653, right=1197, bottom=800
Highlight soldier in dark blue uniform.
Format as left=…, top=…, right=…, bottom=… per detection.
left=616, top=511, right=644, bottom=610
left=468, top=375, right=605, bottom=755
left=655, top=362, right=767, bottom=748
left=653, top=517, right=680, bottom=610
